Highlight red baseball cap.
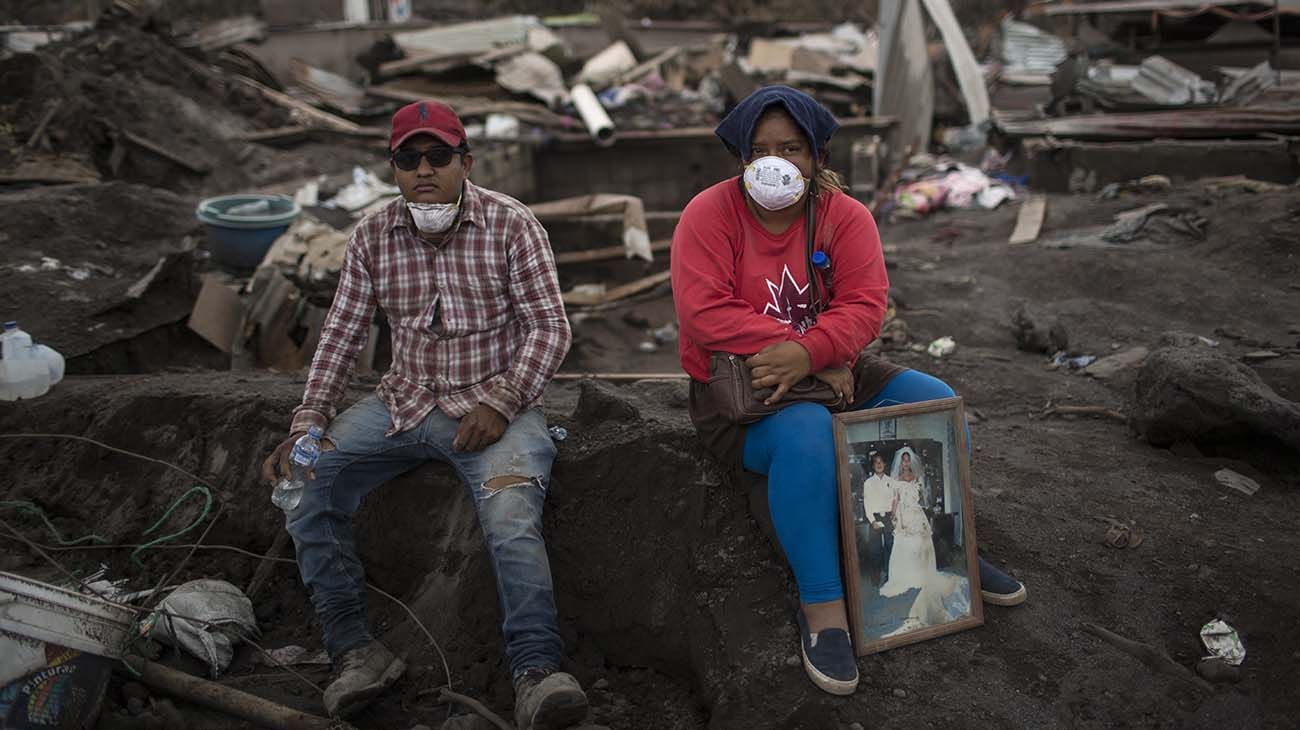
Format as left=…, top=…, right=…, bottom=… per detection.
left=389, top=100, right=467, bottom=151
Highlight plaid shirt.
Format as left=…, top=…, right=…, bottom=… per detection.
left=290, top=181, right=571, bottom=437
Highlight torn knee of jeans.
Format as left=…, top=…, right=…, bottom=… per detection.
left=481, top=475, right=544, bottom=495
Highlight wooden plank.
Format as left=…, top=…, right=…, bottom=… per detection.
left=1009, top=194, right=1048, bottom=245
left=561, top=269, right=671, bottom=306
left=553, top=239, right=671, bottom=266
left=232, top=75, right=364, bottom=133
left=121, top=130, right=212, bottom=175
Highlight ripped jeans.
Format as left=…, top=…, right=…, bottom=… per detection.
left=284, top=394, right=563, bottom=681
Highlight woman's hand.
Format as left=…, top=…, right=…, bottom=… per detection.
left=813, top=365, right=854, bottom=404
left=747, top=342, right=812, bottom=405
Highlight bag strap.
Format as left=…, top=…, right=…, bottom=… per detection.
left=805, top=185, right=826, bottom=316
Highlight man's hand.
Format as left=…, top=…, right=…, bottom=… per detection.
left=747, top=341, right=813, bottom=405
left=453, top=404, right=508, bottom=452
left=813, top=365, right=854, bottom=404
left=261, top=431, right=335, bottom=486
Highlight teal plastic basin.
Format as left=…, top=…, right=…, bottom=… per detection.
left=195, top=194, right=301, bottom=272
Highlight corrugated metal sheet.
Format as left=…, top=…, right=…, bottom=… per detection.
left=995, top=108, right=1300, bottom=139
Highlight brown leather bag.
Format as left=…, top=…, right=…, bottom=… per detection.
left=707, top=352, right=846, bottom=424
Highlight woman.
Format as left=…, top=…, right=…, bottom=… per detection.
left=879, top=448, right=938, bottom=598
left=671, top=86, right=1026, bottom=696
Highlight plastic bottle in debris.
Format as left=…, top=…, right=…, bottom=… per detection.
left=0, top=321, right=62, bottom=401
left=271, top=426, right=324, bottom=512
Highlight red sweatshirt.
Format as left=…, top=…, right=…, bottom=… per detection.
left=671, top=178, right=890, bottom=382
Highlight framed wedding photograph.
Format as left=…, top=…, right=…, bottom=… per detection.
left=833, top=397, right=983, bottom=656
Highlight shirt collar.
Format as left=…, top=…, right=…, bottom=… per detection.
left=387, top=180, right=486, bottom=232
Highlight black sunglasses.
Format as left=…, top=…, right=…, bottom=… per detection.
left=391, top=145, right=467, bottom=171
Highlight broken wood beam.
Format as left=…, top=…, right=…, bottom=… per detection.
left=562, top=269, right=672, bottom=307
left=1081, top=623, right=1214, bottom=693
left=245, top=529, right=292, bottom=600
left=25, top=99, right=63, bottom=149
left=554, top=239, right=671, bottom=266
left=121, top=130, right=212, bottom=175
left=124, top=656, right=345, bottom=730
left=1041, top=404, right=1127, bottom=423
left=232, top=76, right=365, bottom=134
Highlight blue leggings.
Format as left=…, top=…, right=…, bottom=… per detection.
left=742, top=369, right=957, bottom=603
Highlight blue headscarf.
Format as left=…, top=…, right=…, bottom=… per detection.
left=714, top=85, right=840, bottom=162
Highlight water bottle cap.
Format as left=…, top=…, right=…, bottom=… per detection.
left=3, top=322, right=15, bottom=330
left=812, top=251, right=830, bottom=268
left=307, top=425, right=324, bottom=437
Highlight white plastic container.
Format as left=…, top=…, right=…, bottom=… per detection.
left=0, top=322, right=63, bottom=401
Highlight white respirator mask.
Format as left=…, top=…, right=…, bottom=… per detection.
left=743, top=155, right=809, bottom=211
left=407, top=195, right=461, bottom=234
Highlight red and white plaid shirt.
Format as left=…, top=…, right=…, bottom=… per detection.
left=290, top=181, right=571, bottom=437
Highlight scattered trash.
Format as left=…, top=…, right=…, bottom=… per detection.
left=927, top=336, right=957, bottom=358
left=1214, top=469, right=1261, bottom=496
left=324, top=167, right=400, bottom=213
left=1200, top=619, right=1245, bottom=666
left=637, top=341, right=658, bottom=353
left=1049, top=352, right=1097, bottom=371
left=1104, top=523, right=1144, bottom=549
left=143, top=579, right=259, bottom=678
left=652, top=322, right=679, bottom=344
left=548, top=425, right=568, bottom=442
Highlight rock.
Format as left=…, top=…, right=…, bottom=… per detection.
left=1243, top=350, right=1281, bottom=362
left=785, top=655, right=800, bottom=667
left=1010, top=304, right=1068, bottom=354
left=892, top=688, right=907, bottom=698
left=1196, top=657, right=1242, bottom=683
left=573, top=379, right=641, bottom=426
left=850, top=723, right=866, bottom=730
left=592, top=677, right=610, bottom=690
left=1132, top=346, right=1300, bottom=454
left=1084, top=347, right=1149, bottom=380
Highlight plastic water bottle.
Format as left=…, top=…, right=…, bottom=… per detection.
left=271, top=426, right=324, bottom=512
left=0, top=322, right=51, bottom=401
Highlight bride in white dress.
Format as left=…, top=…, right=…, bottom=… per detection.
left=878, top=447, right=937, bottom=597
left=876, top=446, right=970, bottom=635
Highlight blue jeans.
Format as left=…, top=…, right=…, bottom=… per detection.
left=742, top=369, right=956, bottom=603
left=284, top=394, right=563, bottom=681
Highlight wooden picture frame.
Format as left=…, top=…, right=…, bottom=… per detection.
left=833, top=397, right=984, bottom=656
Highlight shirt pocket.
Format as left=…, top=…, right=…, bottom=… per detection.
left=438, top=265, right=510, bottom=336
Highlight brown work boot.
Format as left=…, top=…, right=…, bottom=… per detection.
left=322, top=640, right=406, bottom=718
left=514, top=669, right=589, bottom=730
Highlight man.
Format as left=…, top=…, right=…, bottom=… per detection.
left=262, top=100, right=588, bottom=729
left=861, top=452, right=895, bottom=586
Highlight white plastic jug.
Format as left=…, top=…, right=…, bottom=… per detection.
left=0, top=322, right=57, bottom=401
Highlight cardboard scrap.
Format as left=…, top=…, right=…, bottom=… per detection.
left=187, top=274, right=246, bottom=353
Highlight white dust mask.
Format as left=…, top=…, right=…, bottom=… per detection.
left=743, top=156, right=808, bottom=211
left=407, top=195, right=460, bottom=233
